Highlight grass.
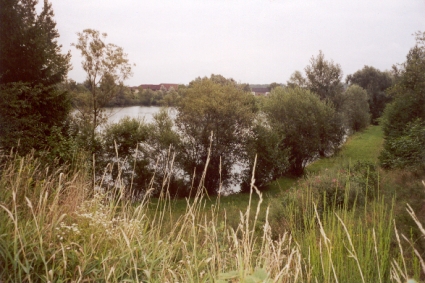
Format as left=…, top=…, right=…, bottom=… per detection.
left=1, top=125, right=424, bottom=282
left=268, top=125, right=384, bottom=196
left=307, top=125, right=384, bottom=174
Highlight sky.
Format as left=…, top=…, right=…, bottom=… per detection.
left=49, top=0, right=425, bottom=86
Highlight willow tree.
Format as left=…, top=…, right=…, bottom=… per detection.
left=265, top=87, right=344, bottom=175
left=72, top=29, right=133, bottom=155
left=175, top=76, right=257, bottom=195
left=305, top=51, right=345, bottom=110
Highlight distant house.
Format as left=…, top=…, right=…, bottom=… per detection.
left=251, top=87, right=271, bottom=96
left=139, top=84, right=179, bottom=91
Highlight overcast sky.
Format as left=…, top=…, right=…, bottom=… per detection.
left=49, top=0, right=425, bottom=86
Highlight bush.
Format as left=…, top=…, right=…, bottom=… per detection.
left=380, top=119, right=425, bottom=171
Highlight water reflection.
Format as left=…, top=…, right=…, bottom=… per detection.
left=104, top=106, right=164, bottom=124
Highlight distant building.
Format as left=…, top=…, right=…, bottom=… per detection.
left=251, top=87, right=271, bottom=96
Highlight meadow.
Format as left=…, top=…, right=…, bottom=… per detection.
left=0, top=126, right=424, bottom=282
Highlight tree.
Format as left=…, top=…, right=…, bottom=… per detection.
left=269, top=82, right=283, bottom=90
left=143, top=109, right=183, bottom=196
left=379, top=119, right=425, bottom=170
left=0, top=83, right=71, bottom=154
left=72, top=29, right=133, bottom=155
left=0, top=0, right=71, bottom=85
left=304, top=51, right=345, bottom=110
left=286, top=71, right=307, bottom=89
left=380, top=31, right=425, bottom=170
left=264, top=87, right=344, bottom=175
left=341, top=85, right=370, bottom=132
left=159, top=87, right=181, bottom=107
left=101, top=117, right=150, bottom=191
left=241, top=113, right=289, bottom=192
left=101, top=110, right=183, bottom=197
left=0, top=0, right=72, bottom=155
left=175, top=76, right=257, bottom=195
left=346, top=66, right=392, bottom=124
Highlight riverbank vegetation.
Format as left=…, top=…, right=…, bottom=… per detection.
left=1, top=126, right=424, bottom=282
left=1, top=0, right=424, bottom=281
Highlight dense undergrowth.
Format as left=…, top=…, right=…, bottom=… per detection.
left=0, top=126, right=424, bottom=282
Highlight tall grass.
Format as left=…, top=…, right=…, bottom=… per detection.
left=0, top=152, right=424, bottom=282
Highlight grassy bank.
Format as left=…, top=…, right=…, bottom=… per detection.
left=268, top=125, right=383, bottom=195
left=307, top=125, right=384, bottom=173
left=0, top=126, right=424, bottom=282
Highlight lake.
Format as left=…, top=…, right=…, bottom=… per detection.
left=103, top=106, right=164, bottom=124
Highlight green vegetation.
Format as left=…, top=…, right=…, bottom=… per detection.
left=264, top=87, right=344, bottom=175
left=341, top=84, right=371, bottom=133
left=175, top=75, right=257, bottom=195
left=346, top=66, right=393, bottom=124
left=304, top=50, right=345, bottom=111
left=1, top=131, right=424, bottom=281
left=0, top=0, right=72, bottom=156
left=72, top=29, right=133, bottom=156
left=307, top=125, right=384, bottom=173
left=1, top=1, right=424, bottom=281
left=380, top=31, right=425, bottom=171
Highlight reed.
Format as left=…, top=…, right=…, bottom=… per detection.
left=0, top=152, right=423, bottom=282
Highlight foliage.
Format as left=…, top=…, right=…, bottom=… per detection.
left=264, top=87, right=344, bottom=175
left=241, top=115, right=289, bottom=192
left=101, top=117, right=151, bottom=194
left=1, top=152, right=424, bottom=282
left=0, top=0, right=72, bottom=157
left=269, top=82, right=283, bottom=90
left=159, top=87, right=181, bottom=107
left=0, top=0, right=71, bottom=86
left=379, top=119, right=425, bottom=170
left=175, top=75, right=257, bottom=195
left=100, top=110, right=184, bottom=197
left=304, top=50, right=345, bottom=110
left=106, top=86, right=139, bottom=107
left=72, top=29, right=133, bottom=155
left=341, top=84, right=371, bottom=132
left=0, top=82, right=72, bottom=156
left=346, top=66, right=393, bottom=124
left=286, top=70, right=307, bottom=88
left=380, top=31, right=425, bottom=170
left=143, top=109, right=184, bottom=196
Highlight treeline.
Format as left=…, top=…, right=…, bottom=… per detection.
left=66, top=80, right=183, bottom=107
left=1, top=0, right=424, bottom=199
left=93, top=60, right=393, bottom=197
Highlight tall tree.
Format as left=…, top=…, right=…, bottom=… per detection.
left=346, top=66, right=392, bottom=124
left=175, top=75, right=257, bottom=195
left=304, top=51, right=344, bottom=110
left=0, top=0, right=71, bottom=86
left=72, top=29, right=133, bottom=155
left=0, top=0, right=71, bottom=155
left=380, top=31, right=425, bottom=170
left=341, top=85, right=370, bottom=132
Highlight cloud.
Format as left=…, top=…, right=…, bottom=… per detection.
left=53, top=0, right=425, bottom=85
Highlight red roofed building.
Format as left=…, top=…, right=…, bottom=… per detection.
left=251, top=87, right=271, bottom=96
